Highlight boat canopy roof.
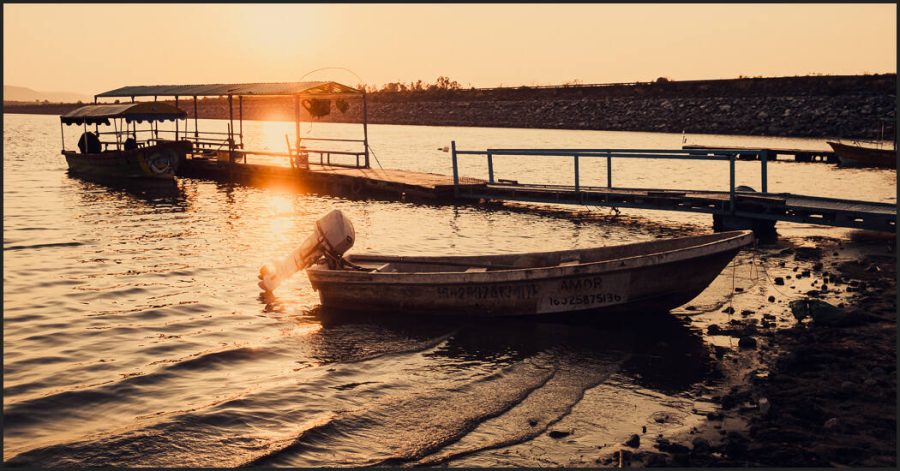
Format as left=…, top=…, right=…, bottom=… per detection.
left=61, top=102, right=187, bottom=126
left=95, top=81, right=361, bottom=98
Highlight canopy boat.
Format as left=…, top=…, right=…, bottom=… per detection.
left=60, top=102, right=193, bottom=179
left=258, top=211, right=754, bottom=317
left=827, top=141, right=896, bottom=169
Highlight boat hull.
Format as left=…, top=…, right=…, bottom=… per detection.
left=307, top=231, right=753, bottom=317
left=63, top=140, right=192, bottom=180
left=827, top=141, right=896, bottom=169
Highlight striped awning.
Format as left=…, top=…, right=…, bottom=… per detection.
left=61, top=102, right=186, bottom=125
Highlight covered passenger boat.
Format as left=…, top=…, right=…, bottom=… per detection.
left=60, top=102, right=192, bottom=179
left=258, top=211, right=755, bottom=317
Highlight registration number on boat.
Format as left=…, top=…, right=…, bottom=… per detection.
left=537, top=273, right=630, bottom=313
left=546, top=293, right=623, bottom=307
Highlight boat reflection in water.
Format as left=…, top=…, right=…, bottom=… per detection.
left=246, top=307, right=710, bottom=467
left=67, top=172, right=186, bottom=206
left=314, top=307, right=709, bottom=394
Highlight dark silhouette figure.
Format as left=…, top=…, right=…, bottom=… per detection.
left=123, top=137, right=137, bottom=151
left=77, top=132, right=101, bottom=154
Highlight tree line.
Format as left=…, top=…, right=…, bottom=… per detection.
left=359, top=76, right=464, bottom=94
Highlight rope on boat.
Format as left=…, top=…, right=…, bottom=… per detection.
left=728, top=255, right=737, bottom=314
left=367, top=144, right=385, bottom=170
left=752, top=246, right=793, bottom=299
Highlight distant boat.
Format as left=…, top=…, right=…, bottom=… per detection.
left=306, top=229, right=754, bottom=317
left=60, top=102, right=192, bottom=180
left=827, top=141, right=896, bottom=169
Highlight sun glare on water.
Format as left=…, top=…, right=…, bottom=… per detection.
left=266, top=193, right=299, bottom=242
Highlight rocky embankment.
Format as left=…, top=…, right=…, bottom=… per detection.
left=4, top=74, right=895, bottom=139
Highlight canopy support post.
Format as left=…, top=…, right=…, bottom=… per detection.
left=362, top=92, right=370, bottom=169
left=193, top=96, right=199, bottom=146
left=228, top=94, right=234, bottom=163
left=238, top=95, right=243, bottom=149
left=175, top=96, right=179, bottom=141
left=113, top=118, right=119, bottom=151
left=60, top=121, right=65, bottom=153
left=294, top=95, right=302, bottom=169
left=94, top=94, right=98, bottom=135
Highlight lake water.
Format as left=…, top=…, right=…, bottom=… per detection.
left=4, top=113, right=895, bottom=466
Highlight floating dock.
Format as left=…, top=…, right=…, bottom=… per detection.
left=447, top=145, right=895, bottom=233
left=179, top=157, right=483, bottom=200
left=452, top=183, right=896, bottom=233
left=683, top=144, right=838, bottom=163
left=178, top=145, right=896, bottom=235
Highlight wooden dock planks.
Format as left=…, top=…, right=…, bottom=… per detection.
left=457, top=183, right=895, bottom=232
left=178, top=157, right=484, bottom=199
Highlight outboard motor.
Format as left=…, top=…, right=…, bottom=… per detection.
left=258, top=209, right=355, bottom=292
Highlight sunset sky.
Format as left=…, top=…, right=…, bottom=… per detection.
left=4, top=4, right=896, bottom=95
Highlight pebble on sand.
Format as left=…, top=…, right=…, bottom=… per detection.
left=625, top=434, right=641, bottom=448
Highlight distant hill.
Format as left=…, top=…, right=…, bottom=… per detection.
left=3, top=85, right=90, bottom=104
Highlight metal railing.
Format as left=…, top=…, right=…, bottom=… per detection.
left=450, top=142, right=770, bottom=209
left=227, top=148, right=367, bottom=169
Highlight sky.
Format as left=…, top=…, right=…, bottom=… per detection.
left=4, top=4, right=896, bottom=95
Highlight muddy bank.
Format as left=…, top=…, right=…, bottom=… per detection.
left=601, top=234, right=896, bottom=467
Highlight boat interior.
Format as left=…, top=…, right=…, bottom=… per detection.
left=334, top=230, right=749, bottom=274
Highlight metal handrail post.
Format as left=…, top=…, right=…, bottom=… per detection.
left=175, top=96, right=179, bottom=141
left=729, top=155, right=736, bottom=213
left=451, top=141, right=459, bottom=198
left=760, top=149, right=768, bottom=193
left=487, top=152, right=494, bottom=183
left=574, top=155, right=580, bottom=192
left=606, top=151, right=612, bottom=188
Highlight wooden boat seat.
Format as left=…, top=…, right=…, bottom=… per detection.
left=373, top=263, right=396, bottom=273
left=558, top=255, right=581, bottom=267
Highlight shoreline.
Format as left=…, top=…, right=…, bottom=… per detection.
left=4, top=74, right=895, bottom=140
left=595, top=233, right=896, bottom=467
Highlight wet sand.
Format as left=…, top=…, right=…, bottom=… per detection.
left=589, top=232, right=897, bottom=468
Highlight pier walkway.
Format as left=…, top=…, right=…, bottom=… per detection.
left=180, top=156, right=481, bottom=199
left=450, top=145, right=895, bottom=233
left=453, top=183, right=895, bottom=232
left=178, top=145, right=894, bottom=234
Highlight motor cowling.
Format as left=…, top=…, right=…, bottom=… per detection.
left=258, top=209, right=355, bottom=292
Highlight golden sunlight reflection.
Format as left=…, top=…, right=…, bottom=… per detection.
left=266, top=193, right=297, bottom=242
left=280, top=322, right=322, bottom=338
left=257, top=120, right=295, bottom=152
